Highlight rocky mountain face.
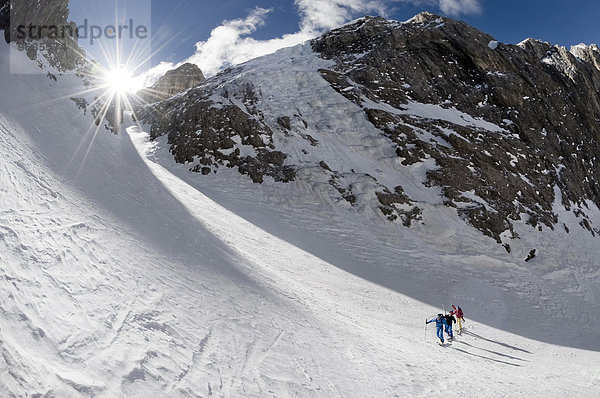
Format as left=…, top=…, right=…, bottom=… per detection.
left=1, top=1, right=117, bottom=134
left=137, top=67, right=297, bottom=182
left=138, top=63, right=205, bottom=103
left=0, top=1, right=8, bottom=38
left=0, top=0, right=82, bottom=71
left=140, top=12, right=600, bottom=247
left=315, top=13, right=600, bottom=243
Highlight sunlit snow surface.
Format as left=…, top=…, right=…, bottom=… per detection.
left=1, top=40, right=599, bottom=397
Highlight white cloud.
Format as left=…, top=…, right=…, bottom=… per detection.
left=438, top=0, right=482, bottom=16
left=295, top=0, right=388, bottom=32
left=185, top=7, right=313, bottom=77
left=184, top=1, right=391, bottom=77
left=139, top=0, right=483, bottom=82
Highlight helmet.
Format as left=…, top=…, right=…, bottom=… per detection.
left=437, top=313, right=443, bottom=318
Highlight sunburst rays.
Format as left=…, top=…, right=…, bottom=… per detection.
left=39, top=0, right=189, bottom=178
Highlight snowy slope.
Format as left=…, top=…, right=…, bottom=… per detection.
left=1, top=39, right=600, bottom=398
left=141, top=41, right=600, bottom=349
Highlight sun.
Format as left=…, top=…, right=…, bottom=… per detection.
left=102, top=67, right=140, bottom=96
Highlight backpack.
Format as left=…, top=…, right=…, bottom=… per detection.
left=435, top=314, right=445, bottom=327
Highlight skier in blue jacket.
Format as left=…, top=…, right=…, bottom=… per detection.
left=426, top=314, right=448, bottom=343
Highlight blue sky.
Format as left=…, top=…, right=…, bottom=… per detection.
left=147, top=0, right=599, bottom=64
left=69, top=0, right=600, bottom=81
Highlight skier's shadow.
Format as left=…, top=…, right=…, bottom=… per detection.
left=456, top=340, right=528, bottom=362
left=452, top=347, right=522, bottom=367
left=462, top=330, right=532, bottom=354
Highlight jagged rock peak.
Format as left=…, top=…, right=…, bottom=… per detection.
left=572, top=43, right=600, bottom=53
left=152, top=63, right=205, bottom=95
left=570, top=43, right=600, bottom=71
left=162, top=63, right=205, bottom=81
left=325, top=12, right=453, bottom=35
left=408, top=11, right=444, bottom=24
left=516, top=38, right=553, bottom=59
left=139, top=63, right=205, bottom=103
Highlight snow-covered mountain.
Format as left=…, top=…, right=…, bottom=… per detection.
left=141, top=13, right=600, bottom=249
left=1, top=6, right=600, bottom=397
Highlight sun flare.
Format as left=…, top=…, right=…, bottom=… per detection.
left=102, top=67, right=139, bottom=96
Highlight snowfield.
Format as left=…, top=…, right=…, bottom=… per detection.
left=1, top=40, right=599, bottom=397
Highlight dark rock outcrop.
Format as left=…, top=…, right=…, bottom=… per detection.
left=138, top=80, right=296, bottom=183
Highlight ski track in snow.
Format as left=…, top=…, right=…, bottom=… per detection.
left=0, top=40, right=599, bottom=396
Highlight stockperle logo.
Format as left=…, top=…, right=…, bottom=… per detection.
left=14, top=18, right=148, bottom=45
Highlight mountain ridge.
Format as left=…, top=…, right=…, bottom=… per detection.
left=140, top=12, right=600, bottom=247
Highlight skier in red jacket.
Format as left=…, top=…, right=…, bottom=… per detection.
left=450, top=305, right=465, bottom=333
